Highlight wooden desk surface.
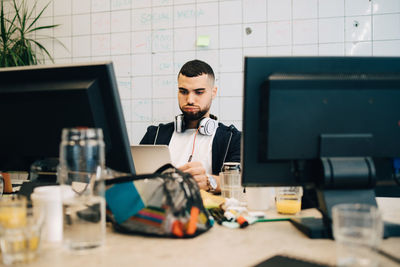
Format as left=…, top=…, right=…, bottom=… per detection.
left=20, top=198, right=400, bottom=267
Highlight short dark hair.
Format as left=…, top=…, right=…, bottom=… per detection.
left=178, top=59, right=215, bottom=81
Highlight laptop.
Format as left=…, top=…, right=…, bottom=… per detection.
left=130, top=145, right=172, bottom=174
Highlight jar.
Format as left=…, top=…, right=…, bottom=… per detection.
left=275, top=186, right=303, bottom=215
left=220, top=162, right=242, bottom=200
left=58, top=128, right=106, bottom=250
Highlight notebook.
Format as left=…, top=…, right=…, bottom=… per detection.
left=130, top=145, right=172, bottom=175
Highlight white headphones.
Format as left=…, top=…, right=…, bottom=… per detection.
left=174, top=114, right=218, bottom=136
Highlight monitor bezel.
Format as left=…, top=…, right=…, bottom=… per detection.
left=0, top=61, right=135, bottom=174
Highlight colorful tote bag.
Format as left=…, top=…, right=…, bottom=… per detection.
left=105, top=164, right=213, bottom=237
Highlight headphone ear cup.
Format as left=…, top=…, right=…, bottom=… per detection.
left=198, top=118, right=218, bottom=136
left=174, top=114, right=185, bottom=133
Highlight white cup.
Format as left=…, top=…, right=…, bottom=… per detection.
left=246, top=187, right=275, bottom=211
left=31, top=186, right=63, bottom=242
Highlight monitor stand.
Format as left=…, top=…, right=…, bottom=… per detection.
left=289, top=188, right=400, bottom=239
left=289, top=217, right=330, bottom=239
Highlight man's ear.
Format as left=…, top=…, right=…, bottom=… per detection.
left=212, top=86, right=217, bottom=99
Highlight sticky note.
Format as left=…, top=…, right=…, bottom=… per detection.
left=196, top=35, right=210, bottom=47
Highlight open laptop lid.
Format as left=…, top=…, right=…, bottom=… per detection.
left=130, top=145, right=172, bottom=174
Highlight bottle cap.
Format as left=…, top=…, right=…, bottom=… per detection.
left=222, top=162, right=240, bottom=172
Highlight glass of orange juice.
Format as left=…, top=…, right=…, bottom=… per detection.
left=0, top=195, right=27, bottom=228
left=0, top=196, right=44, bottom=265
left=275, top=187, right=303, bottom=215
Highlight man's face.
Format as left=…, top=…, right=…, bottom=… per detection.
left=177, top=73, right=217, bottom=121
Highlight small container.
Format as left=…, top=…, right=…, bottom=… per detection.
left=220, top=162, right=242, bottom=200
left=246, top=187, right=274, bottom=211
left=1, top=172, right=13, bottom=194
left=275, top=186, right=303, bottom=215
left=31, top=186, right=66, bottom=243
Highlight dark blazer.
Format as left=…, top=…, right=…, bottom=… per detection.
left=140, top=122, right=241, bottom=175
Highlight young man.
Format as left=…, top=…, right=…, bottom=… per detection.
left=140, top=60, right=241, bottom=193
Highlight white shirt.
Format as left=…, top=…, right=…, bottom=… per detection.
left=169, top=128, right=217, bottom=174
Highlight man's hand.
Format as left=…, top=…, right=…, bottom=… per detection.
left=179, top=161, right=208, bottom=190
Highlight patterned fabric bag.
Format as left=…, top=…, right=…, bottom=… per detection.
left=105, top=164, right=213, bottom=237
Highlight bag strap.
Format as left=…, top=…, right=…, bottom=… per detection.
left=155, top=163, right=176, bottom=173
left=104, top=163, right=186, bottom=186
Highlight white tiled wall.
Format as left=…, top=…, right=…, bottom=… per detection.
left=31, top=0, right=400, bottom=144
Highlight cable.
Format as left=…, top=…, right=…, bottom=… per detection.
left=187, top=127, right=200, bottom=162
left=220, top=125, right=234, bottom=172
left=153, top=126, right=160, bottom=145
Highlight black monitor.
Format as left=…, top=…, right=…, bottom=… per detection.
left=0, top=62, right=135, bottom=175
left=242, top=56, right=400, bottom=238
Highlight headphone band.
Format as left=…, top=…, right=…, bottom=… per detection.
left=174, top=114, right=218, bottom=136
left=209, top=114, right=218, bottom=120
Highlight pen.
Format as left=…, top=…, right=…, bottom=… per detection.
left=225, top=209, right=249, bottom=228
left=236, top=216, right=249, bottom=228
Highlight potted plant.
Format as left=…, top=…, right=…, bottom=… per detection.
left=0, top=0, right=60, bottom=67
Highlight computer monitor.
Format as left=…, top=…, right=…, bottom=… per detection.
left=242, top=56, right=400, bottom=238
left=0, top=62, right=135, bottom=175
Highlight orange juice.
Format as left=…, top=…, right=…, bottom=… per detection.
left=0, top=196, right=43, bottom=265
left=276, top=199, right=301, bottom=214
left=0, top=206, right=27, bottom=228
left=0, top=196, right=27, bottom=228
left=275, top=187, right=303, bottom=215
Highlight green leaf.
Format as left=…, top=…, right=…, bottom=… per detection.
left=27, top=24, right=59, bottom=34
left=0, top=1, right=8, bottom=45
left=29, top=38, right=54, bottom=63
left=12, top=0, right=22, bottom=29
left=9, top=49, right=23, bottom=66
left=27, top=1, right=51, bottom=32
left=0, top=0, right=63, bottom=67
left=26, top=1, right=38, bottom=22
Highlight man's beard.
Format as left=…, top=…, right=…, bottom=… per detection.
left=180, top=105, right=209, bottom=121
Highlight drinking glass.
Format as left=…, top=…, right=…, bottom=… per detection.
left=332, top=203, right=383, bottom=267
left=58, top=128, right=106, bottom=250
left=220, top=162, right=243, bottom=200
left=275, top=186, right=303, bottom=214
left=0, top=196, right=44, bottom=265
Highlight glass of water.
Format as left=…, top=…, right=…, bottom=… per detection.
left=58, top=128, right=106, bottom=250
left=332, top=203, right=383, bottom=267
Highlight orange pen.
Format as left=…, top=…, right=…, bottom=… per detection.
left=172, top=220, right=184, bottom=237
left=186, top=206, right=200, bottom=235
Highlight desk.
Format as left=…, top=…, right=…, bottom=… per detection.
left=20, top=198, right=400, bottom=267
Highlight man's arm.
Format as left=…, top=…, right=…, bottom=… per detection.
left=179, top=162, right=221, bottom=193
left=178, top=127, right=241, bottom=193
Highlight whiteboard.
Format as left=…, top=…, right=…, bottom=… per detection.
left=35, top=0, right=400, bottom=144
